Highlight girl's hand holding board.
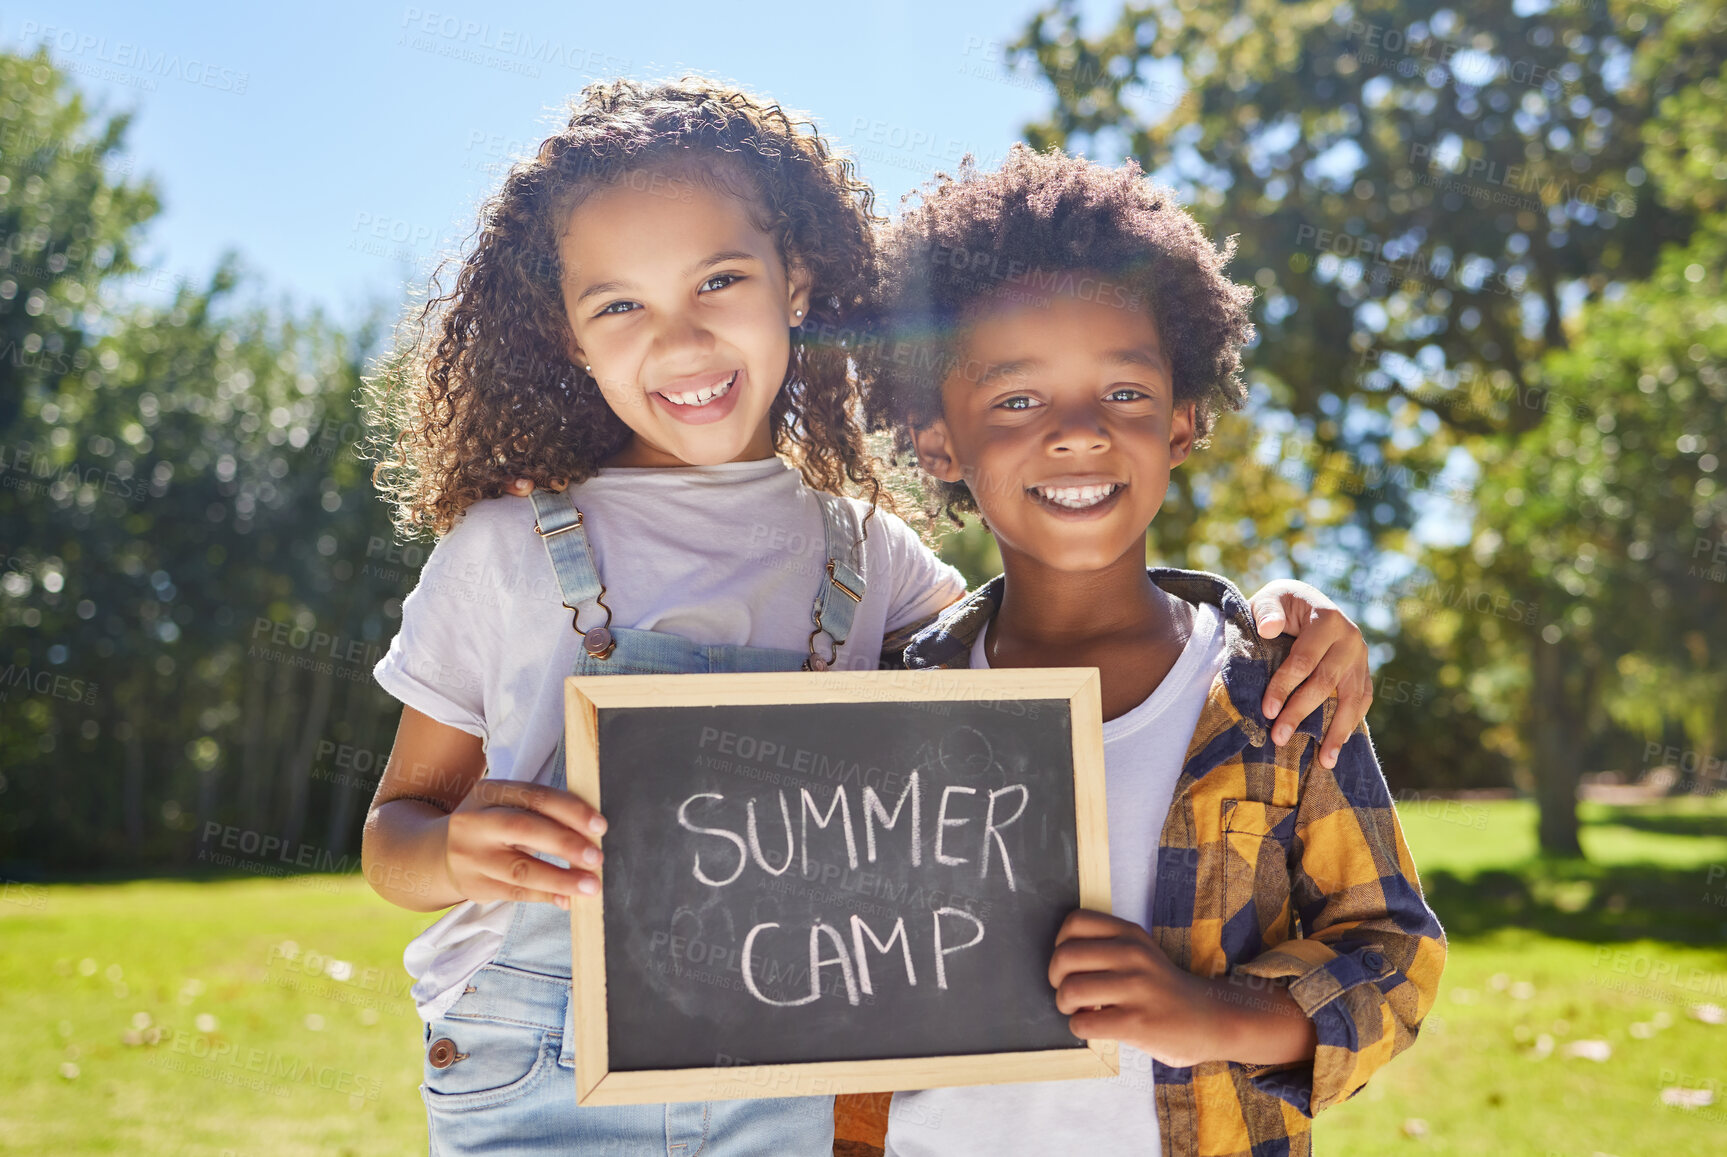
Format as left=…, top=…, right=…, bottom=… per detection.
left=443, top=778, right=608, bottom=912
left=363, top=705, right=606, bottom=913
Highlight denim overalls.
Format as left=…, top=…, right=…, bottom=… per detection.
left=419, top=483, right=867, bottom=1156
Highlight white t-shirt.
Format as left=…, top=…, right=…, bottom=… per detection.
left=371, top=457, right=966, bottom=1024
left=885, top=598, right=1227, bottom=1157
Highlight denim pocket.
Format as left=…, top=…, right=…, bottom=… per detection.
left=422, top=1018, right=560, bottom=1113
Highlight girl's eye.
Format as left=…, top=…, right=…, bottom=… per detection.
left=596, top=300, right=637, bottom=317
left=701, top=273, right=742, bottom=293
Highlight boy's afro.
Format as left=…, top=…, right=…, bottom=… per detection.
left=860, top=143, right=1256, bottom=518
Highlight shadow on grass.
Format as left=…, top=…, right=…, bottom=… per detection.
left=1421, top=860, right=1727, bottom=946
left=1594, top=813, right=1727, bottom=840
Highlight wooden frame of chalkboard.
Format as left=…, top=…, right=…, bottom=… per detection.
left=562, top=667, right=1113, bottom=1107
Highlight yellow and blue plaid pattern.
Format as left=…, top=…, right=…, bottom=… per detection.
left=896, top=567, right=1448, bottom=1157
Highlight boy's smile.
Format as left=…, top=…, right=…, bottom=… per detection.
left=1026, top=478, right=1127, bottom=517
left=914, top=286, right=1195, bottom=575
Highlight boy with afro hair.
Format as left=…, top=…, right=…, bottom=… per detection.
left=859, top=144, right=1446, bottom=1157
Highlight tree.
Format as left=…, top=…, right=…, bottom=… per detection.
left=0, top=47, right=158, bottom=430
left=1, top=50, right=403, bottom=874
left=1011, top=0, right=1727, bottom=852
left=1414, top=62, right=1727, bottom=847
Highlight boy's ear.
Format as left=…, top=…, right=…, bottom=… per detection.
left=787, top=261, right=813, bottom=327
left=1169, top=401, right=1197, bottom=467
left=911, top=419, right=964, bottom=483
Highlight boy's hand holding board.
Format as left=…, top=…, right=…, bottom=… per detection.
left=1048, top=909, right=1318, bottom=1070
left=556, top=668, right=1115, bottom=1106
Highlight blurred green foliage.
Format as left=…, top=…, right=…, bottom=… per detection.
left=0, top=49, right=407, bottom=874
left=1013, top=0, right=1727, bottom=850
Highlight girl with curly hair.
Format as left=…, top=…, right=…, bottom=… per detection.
left=358, top=79, right=1370, bottom=1155
left=359, top=76, right=968, bottom=1154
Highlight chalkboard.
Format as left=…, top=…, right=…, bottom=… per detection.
left=560, top=668, right=1114, bottom=1106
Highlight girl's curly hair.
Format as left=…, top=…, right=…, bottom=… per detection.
left=860, top=143, right=1256, bottom=523
left=365, top=77, right=885, bottom=537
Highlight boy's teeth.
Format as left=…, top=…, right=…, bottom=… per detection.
left=1033, top=483, right=1121, bottom=508
left=661, top=372, right=736, bottom=406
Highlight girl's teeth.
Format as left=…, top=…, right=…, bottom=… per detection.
left=662, top=372, right=736, bottom=406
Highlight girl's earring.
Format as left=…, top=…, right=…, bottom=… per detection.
left=585, top=365, right=592, bottom=373
left=794, top=309, right=803, bottom=318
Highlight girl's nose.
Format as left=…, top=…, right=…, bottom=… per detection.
left=652, top=311, right=718, bottom=359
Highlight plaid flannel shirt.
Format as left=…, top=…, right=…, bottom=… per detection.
left=872, top=566, right=1447, bottom=1157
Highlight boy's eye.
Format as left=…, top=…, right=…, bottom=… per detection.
left=1107, top=386, right=1152, bottom=402
left=700, top=273, right=742, bottom=293
left=996, top=395, right=1040, bottom=411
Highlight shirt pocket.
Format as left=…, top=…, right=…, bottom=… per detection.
left=1220, top=798, right=1297, bottom=941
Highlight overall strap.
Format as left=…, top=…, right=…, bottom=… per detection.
left=528, top=488, right=617, bottom=660
left=806, top=491, right=868, bottom=670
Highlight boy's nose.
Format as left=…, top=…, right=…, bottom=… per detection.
left=1045, top=407, right=1111, bottom=454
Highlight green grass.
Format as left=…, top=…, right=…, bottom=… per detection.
left=1314, top=797, right=1727, bottom=1157
left=3, top=798, right=1724, bottom=1155
left=0, top=875, right=433, bottom=1156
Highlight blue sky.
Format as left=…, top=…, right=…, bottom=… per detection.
left=5, top=0, right=1117, bottom=318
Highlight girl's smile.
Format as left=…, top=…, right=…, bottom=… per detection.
left=651, top=367, right=745, bottom=424
left=656, top=368, right=738, bottom=407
